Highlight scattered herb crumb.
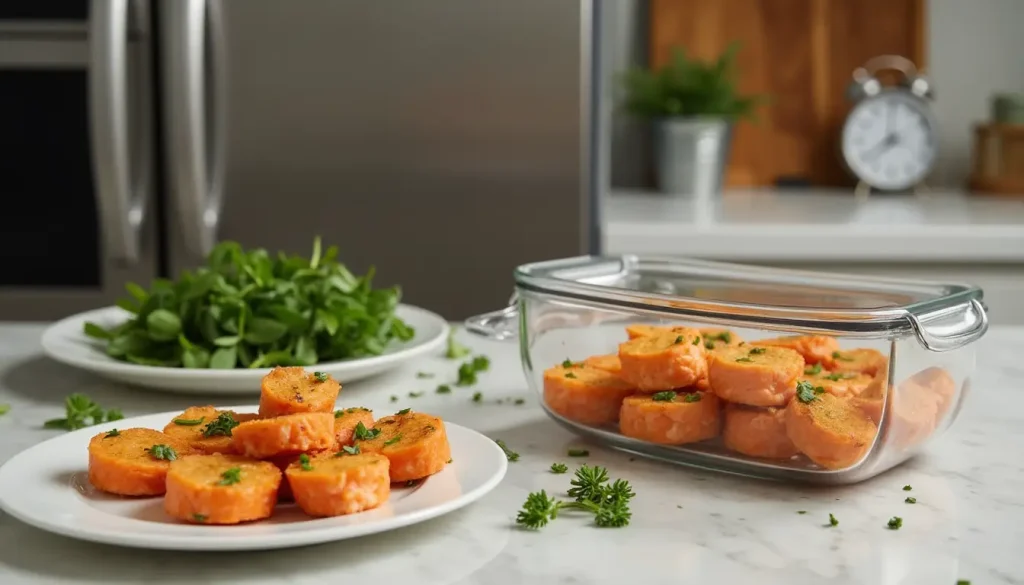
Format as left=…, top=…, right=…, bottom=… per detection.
left=957, top=580, right=971, bottom=585
left=390, top=395, right=398, bottom=403
left=674, top=335, right=684, bottom=344
left=804, top=363, right=822, bottom=375
left=735, top=357, right=753, bottom=363
left=472, top=355, right=490, bottom=371
left=446, top=458, right=453, bottom=464
left=436, top=384, right=452, bottom=394
left=514, top=398, right=525, bottom=405
left=173, top=417, right=205, bottom=426
left=299, top=453, right=313, bottom=471
left=406, top=480, right=418, bottom=487
left=416, top=372, right=434, bottom=379
left=562, top=358, right=575, bottom=368
left=147, top=444, right=178, bottom=461
left=217, top=467, right=242, bottom=486
left=105, top=429, right=120, bottom=438
left=905, top=497, right=917, bottom=504
left=682, top=393, right=701, bottom=403
left=749, top=347, right=766, bottom=355
left=550, top=462, right=568, bottom=474
left=0, top=404, right=9, bottom=416
left=676, top=505, right=683, bottom=509
left=797, top=510, right=807, bottom=514
left=408, top=391, right=423, bottom=398
left=828, top=513, right=839, bottom=527
left=396, top=408, right=411, bottom=415
left=383, top=435, right=402, bottom=446
left=495, top=439, right=520, bottom=461
left=472, top=392, right=483, bottom=403
left=887, top=516, right=903, bottom=530
left=564, top=372, right=577, bottom=379
left=903, top=485, right=912, bottom=491
left=313, top=371, right=329, bottom=382
left=832, top=351, right=853, bottom=362
left=691, top=336, right=699, bottom=346
left=338, top=444, right=360, bottom=456
left=445, top=330, right=471, bottom=359
left=651, top=391, right=676, bottom=402
left=568, top=448, right=589, bottom=457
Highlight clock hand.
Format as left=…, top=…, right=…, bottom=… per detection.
left=862, top=134, right=898, bottom=163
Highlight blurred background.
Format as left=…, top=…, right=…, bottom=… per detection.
left=1, top=0, right=1022, bottom=325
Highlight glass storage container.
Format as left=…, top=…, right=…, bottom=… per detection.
left=466, top=255, right=987, bottom=484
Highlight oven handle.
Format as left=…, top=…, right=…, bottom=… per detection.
left=164, top=0, right=226, bottom=258
left=90, top=0, right=151, bottom=264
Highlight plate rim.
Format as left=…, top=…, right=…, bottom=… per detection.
left=0, top=409, right=507, bottom=551
left=40, top=304, right=450, bottom=379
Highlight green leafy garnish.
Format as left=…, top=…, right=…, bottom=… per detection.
left=804, top=363, right=822, bottom=375
left=561, top=358, right=575, bottom=368
left=472, top=355, right=490, bottom=371
left=705, top=341, right=716, bottom=350
left=383, top=435, right=402, bottom=446
left=472, top=392, right=483, bottom=403
left=651, top=391, right=676, bottom=402
left=396, top=408, right=411, bottom=415
left=202, top=412, right=239, bottom=438
left=313, top=371, right=329, bottom=382
left=515, top=490, right=562, bottom=530
left=690, top=336, right=699, bottom=346
left=567, top=465, right=610, bottom=503
left=298, top=453, right=314, bottom=471
left=749, top=347, right=766, bottom=355
left=81, top=238, right=413, bottom=370
left=957, top=580, right=971, bottom=585
left=568, top=449, right=589, bottom=457
left=905, top=497, right=917, bottom=504
left=550, top=463, right=568, bottom=474
left=217, top=467, right=242, bottom=486
left=148, top=444, right=178, bottom=461
left=353, top=422, right=380, bottom=441
left=193, top=513, right=208, bottom=522
left=824, top=372, right=852, bottom=381
left=735, top=357, right=753, bottom=363
left=682, top=393, right=702, bottom=403
left=564, top=372, right=577, bottom=379
left=0, top=404, right=9, bottom=416
left=514, top=398, right=525, bottom=405
left=887, top=516, right=903, bottom=530
left=446, top=330, right=471, bottom=359
left=408, top=391, right=423, bottom=398
left=495, top=439, right=520, bottom=461
left=173, top=417, right=205, bottom=426
left=832, top=351, right=854, bottom=362
left=105, top=429, right=120, bottom=438
left=796, top=380, right=825, bottom=403
left=43, top=394, right=123, bottom=431
left=416, top=372, right=434, bottom=379
left=436, top=384, right=452, bottom=394
left=338, top=444, right=360, bottom=456
left=797, top=510, right=807, bottom=514
left=389, top=395, right=398, bottom=403
left=674, top=335, right=684, bottom=344
left=516, top=465, right=634, bottom=530
left=457, top=362, right=478, bottom=386
left=828, top=513, right=838, bottom=527
left=902, top=485, right=912, bottom=491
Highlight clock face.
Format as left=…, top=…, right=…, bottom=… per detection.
left=841, top=91, right=937, bottom=191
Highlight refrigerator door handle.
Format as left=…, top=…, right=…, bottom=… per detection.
left=90, top=0, right=151, bottom=264
left=164, top=0, right=226, bottom=258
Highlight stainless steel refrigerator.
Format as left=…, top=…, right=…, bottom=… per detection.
left=0, top=0, right=597, bottom=321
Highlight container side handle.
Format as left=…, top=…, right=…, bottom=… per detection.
left=465, top=294, right=519, bottom=341
left=907, top=298, right=988, bottom=352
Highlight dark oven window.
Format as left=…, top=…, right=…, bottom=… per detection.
left=0, top=71, right=100, bottom=287
left=0, top=1, right=88, bottom=21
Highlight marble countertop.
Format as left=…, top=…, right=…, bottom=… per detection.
left=0, top=323, right=1021, bottom=585
left=604, top=189, right=1024, bottom=262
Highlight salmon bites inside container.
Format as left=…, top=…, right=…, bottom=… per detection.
left=785, top=388, right=878, bottom=470
left=619, top=391, right=720, bottom=445
left=231, top=412, right=336, bottom=459
left=88, top=428, right=194, bottom=496
left=286, top=452, right=390, bottom=517
left=707, top=345, right=804, bottom=407
left=799, top=366, right=875, bottom=398
left=617, top=329, right=707, bottom=392
left=259, top=366, right=341, bottom=418
left=752, top=335, right=840, bottom=367
left=583, top=354, right=622, bottom=375
left=358, top=411, right=451, bottom=482
left=722, top=404, right=799, bottom=460
left=543, top=363, right=635, bottom=426
left=164, top=453, right=281, bottom=525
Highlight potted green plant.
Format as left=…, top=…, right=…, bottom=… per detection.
left=621, top=43, right=763, bottom=195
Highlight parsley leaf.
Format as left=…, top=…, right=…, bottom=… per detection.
left=905, top=497, right=917, bottom=504
left=408, top=391, right=423, bottom=398
left=828, top=513, right=839, bottom=527
left=568, top=448, right=589, bottom=457
left=682, top=393, right=702, bottom=403
left=338, top=444, right=360, bottom=456
left=436, top=384, right=452, bottom=394
left=105, top=429, right=120, bottom=438
left=352, top=421, right=380, bottom=441
left=457, top=362, right=479, bottom=386
left=804, top=363, right=823, bottom=375
left=796, top=380, right=825, bottom=403
left=383, top=435, right=402, bottom=446
left=0, top=404, right=8, bottom=416
left=550, top=462, right=568, bottom=474
left=416, top=372, right=434, bottom=379
left=651, top=391, right=676, bottom=402
left=446, top=330, right=471, bottom=359
left=472, top=355, right=490, bottom=371
left=514, top=398, right=526, bottom=405
left=495, top=439, right=520, bottom=461
left=396, top=408, right=411, bottom=415
left=472, top=391, right=483, bottom=403
left=565, top=372, right=577, bottom=379
left=561, top=358, right=575, bottom=368
left=148, top=444, right=178, bottom=461
left=43, top=393, right=122, bottom=431
left=217, top=467, right=242, bottom=486
left=824, top=372, right=851, bottom=381
left=313, top=371, right=329, bottom=382
left=299, top=453, right=313, bottom=471
left=902, top=484, right=912, bottom=491
left=173, top=417, right=205, bottom=426
left=735, top=357, right=753, bottom=363
left=887, top=516, right=903, bottom=530
left=202, top=412, right=239, bottom=437
left=832, top=351, right=854, bottom=362
left=674, top=335, right=684, bottom=344
left=749, top=347, right=766, bottom=355
left=797, top=510, right=807, bottom=514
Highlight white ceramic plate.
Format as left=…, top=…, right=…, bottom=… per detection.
left=0, top=408, right=507, bottom=551
left=41, top=304, right=449, bottom=394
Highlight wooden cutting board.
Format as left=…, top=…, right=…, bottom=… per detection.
left=650, top=0, right=927, bottom=188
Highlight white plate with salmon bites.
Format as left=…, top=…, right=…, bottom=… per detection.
left=0, top=406, right=507, bottom=551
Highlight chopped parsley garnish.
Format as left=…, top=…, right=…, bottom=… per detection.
left=516, top=465, right=634, bottom=530
left=217, top=467, right=242, bottom=486
left=436, top=384, right=452, bottom=394
left=193, top=514, right=207, bottom=522
left=396, top=408, right=411, bottom=415
left=565, top=372, right=577, bottom=379
left=298, top=454, right=313, bottom=471
left=457, top=362, right=479, bottom=386
left=796, top=380, right=825, bottom=403
left=651, top=391, right=676, bottom=402
left=735, top=357, right=753, bottom=363
left=905, top=497, right=917, bottom=504
left=445, top=330, right=471, bottom=359
left=514, top=398, right=525, bottom=405
left=562, top=358, right=575, bottom=368
left=43, top=393, right=123, bottom=431
left=495, top=439, right=519, bottom=461
left=902, top=485, right=912, bottom=491
left=472, top=392, right=483, bottom=402
left=824, top=372, right=851, bottom=381
left=705, top=341, right=716, bottom=350
left=804, top=363, right=823, bottom=375
left=147, top=444, right=178, bottom=461
left=0, top=404, right=9, bottom=416
left=957, top=580, right=971, bottom=585
left=202, top=412, right=239, bottom=438
left=887, top=516, right=903, bottom=530
left=674, top=335, right=684, bottom=344
left=105, top=429, right=120, bottom=438
left=416, top=372, right=434, bottom=379
left=832, top=351, right=854, bottom=362
left=352, top=422, right=380, bottom=441
left=749, top=347, right=766, bottom=355
left=828, top=513, right=839, bottom=527
left=682, top=393, right=702, bottom=403
left=173, top=417, right=205, bottom=426
left=797, top=510, right=807, bottom=514
left=383, top=435, right=402, bottom=446
left=313, top=371, right=329, bottom=382
left=472, top=355, right=490, bottom=371
left=390, top=395, right=398, bottom=402
left=690, top=336, right=699, bottom=346
left=568, top=448, right=589, bottom=457
left=408, top=391, right=423, bottom=398
left=338, top=444, right=360, bottom=456
left=550, top=463, right=568, bottom=474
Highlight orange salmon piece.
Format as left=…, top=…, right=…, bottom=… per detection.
left=785, top=391, right=877, bottom=470
left=259, top=366, right=341, bottom=418
left=286, top=452, right=390, bottom=517
left=232, top=412, right=336, bottom=459
left=88, top=428, right=195, bottom=496
left=617, top=330, right=707, bottom=392
left=618, top=391, right=720, bottom=445
left=358, top=411, right=450, bottom=483
left=751, top=335, right=840, bottom=367
left=722, top=404, right=799, bottom=459
left=162, top=406, right=259, bottom=455
left=707, top=345, right=804, bottom=407
left=543, top=363, right=636, bottom=426
left=164, top=453, right=281, bottom=525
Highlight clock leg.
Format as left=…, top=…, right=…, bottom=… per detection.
left=854, top=181, right=872, bottom=201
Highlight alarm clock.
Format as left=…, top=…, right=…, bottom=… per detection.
left=841, top=55, right=937, bottom=194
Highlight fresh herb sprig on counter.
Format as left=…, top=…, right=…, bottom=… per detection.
left=516, top=465, right=634, bottom=530
left=44, top=394, right=123, bottom=431
left=82, top=237, right=414, bottom=369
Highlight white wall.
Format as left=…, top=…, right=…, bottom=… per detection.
left=606, top=0, right=1024, bottom=190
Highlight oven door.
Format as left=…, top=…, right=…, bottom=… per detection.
left=0, top=0, right=158, bottom=321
